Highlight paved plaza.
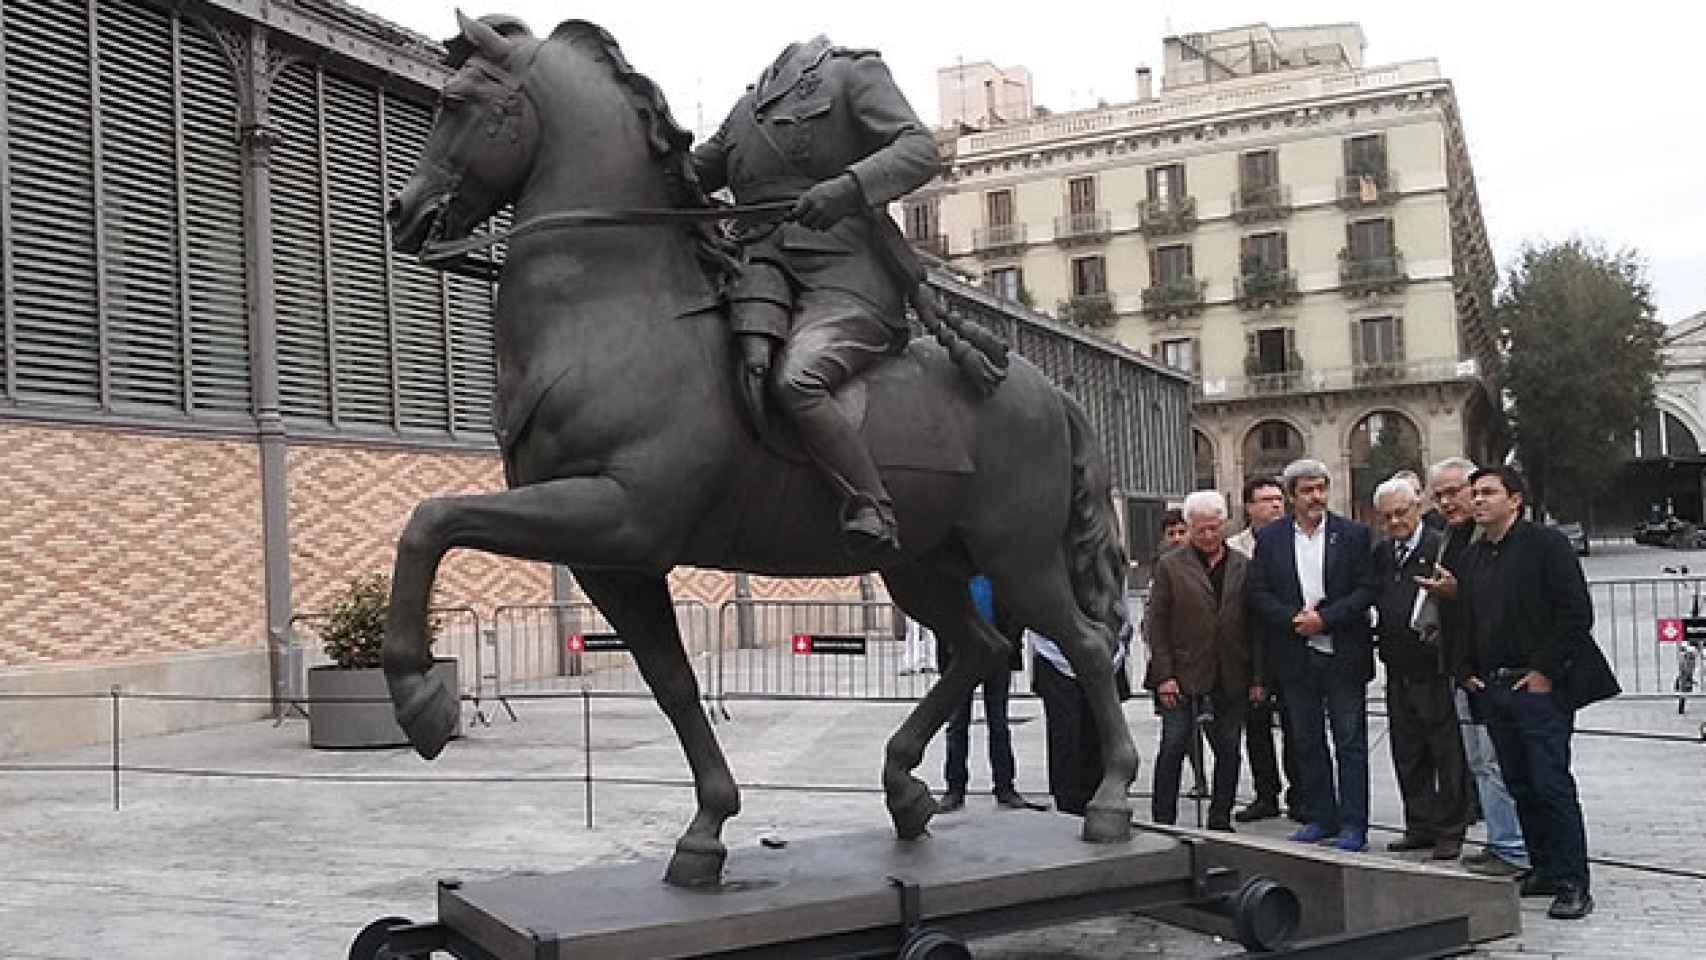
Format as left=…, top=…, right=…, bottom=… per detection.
left=1, top=543, right=1704, bottom=958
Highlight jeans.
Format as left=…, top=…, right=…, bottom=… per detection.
left=1480, top=683, right=1588, bottom=890
left=1455, top=689, right=1530, bottom=868
left=943, top=662, right=1015, bottom=791
left=1153, top=689, right=1244, bottom=824
left=1283, top=651, right=1369, bottom=835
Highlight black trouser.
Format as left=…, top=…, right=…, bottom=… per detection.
left=943, top=662, right=1015, bottom=792
left=1153, top=689, right=1244, bottom=824
left=1245, top=681, right=1299, bottom=808
left=1032, top=656, right=1103, bottom=816
left=1386, top=672, right=1470, bottom=842
left=1480, top=678, right=1591, bottom=892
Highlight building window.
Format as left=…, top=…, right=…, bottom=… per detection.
left=1356, top=316, right=1404, bottom=364
left=1247, top=327, right=1296, bottom=376
left=1349, top=410, right=1423, bottom=525
left=1240, top=150, right=1278, bottom=191
left=1071, top=255, right=1107, bottom=296
left=1344, top=133, right=1387, bottom=176
left=1243, top=419, right=1305, bottom=481
left=1150, top=244, right=1193, bottom=284
left=1068, top=176, right=1097, bottom=215
left=987, top=266, right=1022, bottom=301
left=1193, top=430, right=1216, bottom=491
left=985, top=189, right=1014, bottom=227
left=903, top=199, right=937, bottom=241
left=1241, top=232, right=1288, bottom=272
left=1347, top=218, right=1395, bottom=259
left=1146, top=163, right=1187, bottom=204
left=1160, top=337, right=1198, bottom=374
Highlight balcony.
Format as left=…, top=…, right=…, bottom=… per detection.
left=1196, top=356, right=1482, bottom=402
left=1338, top=250, right=1407, bottom=296
left=1053, top=210, right=1112, bottom=246
left=1231, top=184, right=1292, bottom=224
left=1138, top=196, right=1197, bottom=238
left=973, top=222, right=1027, bottom=257
left=1336, top=170, right=1401, bottom=208
left=1235, top=269, right=1299, bottom=310
left=1056, top=293, right=1116, bottom=328
left=1140, top=276, right=1206, bottom=319
left=909, top=234, right=949, bottom=259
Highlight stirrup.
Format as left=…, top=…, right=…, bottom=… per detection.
left=842, top=495, right=901, bottom=553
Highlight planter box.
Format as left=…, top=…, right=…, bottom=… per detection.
left=308, top=658, right=461, bottom=749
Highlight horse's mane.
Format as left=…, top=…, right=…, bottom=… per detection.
left=548, top=20, right=741, bottom=288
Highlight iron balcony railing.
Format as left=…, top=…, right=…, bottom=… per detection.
left=1338, top=249, right=1407, bottom=295
left=1196, top=356, right=1481, bottom=402
left=1231, top=184, right=1293, bottom=224
left=973, top=222, right=1027, bottom=256
left=909, top=234, right=949, bottom=259
left=1234, top=269, right=1299, bottom=309
left=1140, top=276, right=1207, bottom=318
left=1053, top=210, right=1112, bottom=244
left=1137, top=196, right=1197, bottom=237
left=1055, top=293, right=1116, bottom=328
left=1337, top=169, right=1401, bottom=208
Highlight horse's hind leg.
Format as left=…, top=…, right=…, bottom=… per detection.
left=572, top=570, right=740, bottom=886
left=988, top=552, right=1138, bottom=842
left=878, top=563, right=1005, bottom=840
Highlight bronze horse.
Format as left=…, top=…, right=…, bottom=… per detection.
left=383, top=13, right=1139, bottom=887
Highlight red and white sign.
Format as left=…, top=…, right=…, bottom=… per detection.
left=792, top=634, right=813, bottom=654
left=1658, top=619, right=1684, bottom=643
left=566, top=633, right=587, bottom=653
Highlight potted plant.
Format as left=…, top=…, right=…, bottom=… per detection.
left=306, top=574, right=461, bottom=749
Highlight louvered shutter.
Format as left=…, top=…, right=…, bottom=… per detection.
left=1393, top=316, right=1405, bottom=363
left=1278, top=231, right=1289, bottom=269
left=384, top=90, right=449, bottom=433
left=323, top=73, right=393, bottom=429
left=6, top=0, right=100, bottom=405
left=1350, top=319, right=1363, bottom=365
left=98, top=0, right=182, bottom=411
left=270, top=61, right=331, bottom=425
left=178, top=18, right=250, bottom=415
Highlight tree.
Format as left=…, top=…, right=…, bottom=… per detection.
left=1499, top=239, right=1662, bottom=519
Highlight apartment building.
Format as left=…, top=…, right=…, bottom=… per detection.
left=905, top=23, right=1504, bottom=519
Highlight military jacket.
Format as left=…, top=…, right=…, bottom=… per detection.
left=692, top=36, right=939, bottom=313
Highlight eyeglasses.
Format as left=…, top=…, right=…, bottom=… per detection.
left=1432, top=483, right=1466, bottom=499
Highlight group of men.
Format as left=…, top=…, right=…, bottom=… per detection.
left=1139, top=457, right=1618, bottom=921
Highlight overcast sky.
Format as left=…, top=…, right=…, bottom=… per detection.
left=358, top=0, right=1704, bottom=323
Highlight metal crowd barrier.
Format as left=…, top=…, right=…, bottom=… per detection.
left=488, top=601, right=715, bottom=700
left=1586, top=575, right=1706, bottom=695
left=284, top=605, right=488, bottom=717
left=715, top=598, right=940, bottom=701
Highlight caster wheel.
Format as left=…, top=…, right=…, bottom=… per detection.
left=897, top=925, right=971, bottom=960
left=349, top=916, right=417, bottom=960
left=1232, top=877, right=1301, bottom=953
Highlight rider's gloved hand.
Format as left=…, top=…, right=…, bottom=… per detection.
left=791, top=173, right=866, bottom=230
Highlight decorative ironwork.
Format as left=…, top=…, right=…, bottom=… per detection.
left=1338, top=250, right=1407, bottom=296
left=1337, top=170, right=1400, bottom=209
left=1138, top=196, right=1197, bottom=237
left=1141, top=276, right=1206, bottom=319
left=1235, top=269, right=1298, bottom=310
left=1057, top=293, right=1115, bottom=328
left=973, top=222, right=1027, bottom=257
left=1053, top=210, right=1111, bottom=245
left=1231, top=184, right=1292, bottom=224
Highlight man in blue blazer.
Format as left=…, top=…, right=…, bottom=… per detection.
left=1248, top=458, right=1379, bottom=851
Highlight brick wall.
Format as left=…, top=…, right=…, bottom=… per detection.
left=0, top=424, right=265, bottom=666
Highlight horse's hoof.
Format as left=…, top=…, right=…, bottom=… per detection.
left=1081, top=804, right=1133, bottom=843
left=663, top=835, right=727, bottom=887
left=393, top=673, right=458, bottom=760
left=887, top=777, right=937, bottom=840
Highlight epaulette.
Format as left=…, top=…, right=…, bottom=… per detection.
left=830, top=46, right=882, bottom=60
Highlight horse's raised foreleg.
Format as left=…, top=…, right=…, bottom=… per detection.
left=877, top=563, right=1004, bottom=840
left=383, top=477, right=657, bottom=759
left=572, top=569, right=739, bottom=887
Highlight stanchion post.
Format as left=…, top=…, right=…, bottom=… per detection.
left=110, top=685, right=121, bottom=812
left=582, top=685, right=594, bottom=829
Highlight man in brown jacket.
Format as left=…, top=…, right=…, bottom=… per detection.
left=1144, top=491, right=1262, bottom=830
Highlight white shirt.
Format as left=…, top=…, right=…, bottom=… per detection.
left=1227, top=527, right=1257, bottom=558
left=1294, top=519, right=1333, bottom=655
left=1027, top=596, right=1133, bottom=679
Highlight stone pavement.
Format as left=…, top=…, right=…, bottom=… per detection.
left=1, top=679, right=1702, bottom=958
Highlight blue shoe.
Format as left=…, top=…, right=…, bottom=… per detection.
left=1332, top=830, right=1368, bottom=852
left=1289, top=823, right=1331, bottom=843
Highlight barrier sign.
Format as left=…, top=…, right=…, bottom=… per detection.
left=567, top=632, right=626, bottom=653
left=791, top=633, right=867, bottom=656
left=1657, top=618, right=1706, bottom=643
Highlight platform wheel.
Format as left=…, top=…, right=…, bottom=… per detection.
left=349, top=916, right=425, bottom=960
left=1231, top=876, right=1301, bottom=953
left=896, top=925, right=972, bottom=960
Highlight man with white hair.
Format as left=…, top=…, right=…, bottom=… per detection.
left=1143, top=490, right=1258, bottom=829
left=1248, top=458, right=1377, bottom=851
left=1371, top=477, right=1469, bottom=860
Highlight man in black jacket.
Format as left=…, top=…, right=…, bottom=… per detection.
left=1455, top=465, right=1620, bottom=921
left=1371, top=478, right=1469, bottom=860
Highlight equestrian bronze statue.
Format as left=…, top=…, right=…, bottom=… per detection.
left=383, top=13, right=1139, bottom=888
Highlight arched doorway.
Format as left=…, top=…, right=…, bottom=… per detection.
left=1242, top=419, right=1305, bottom=485
left=1349, top=410, right=1423, bottom=525
left=1193, top=430, right=1217, bottom=493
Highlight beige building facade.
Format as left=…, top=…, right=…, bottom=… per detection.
left=906, top=23, right=1504, bottom=521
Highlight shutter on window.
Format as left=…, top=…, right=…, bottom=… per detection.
left=271, top=61, right=331, bottom=424
left=1147, top=248, right=1158, bottom=287
left=1184, top=245, right=1195, bottom=278
left=1350, top=320, right=1363, bottom=365
left=1191, top=338, right=1201, bottom=376
left=323, top=73, right=392, bottom=428
left=1145, top=166, right=1157, bottom=203
left=98, top=0, right=182, bottom=411
left=1244, top=331, right=1257, bottom=364
left=385, top=90, right=449, bottom=433
left=1282, top=327, right=1296, bottom=369
left=1393, top=315, right=1405, bottom=363
left=6, top=0, right=100, bottom=405
left=1342, top=137, right=1354, bottom=175
left=1278, top=232, right=1289, bottom=270
left=179, top=18, right=250, bottom=415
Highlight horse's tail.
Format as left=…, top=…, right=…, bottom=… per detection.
left=910, top=284, right=1008, bottom=397
left=1062, top=394, right=1130, bottom=656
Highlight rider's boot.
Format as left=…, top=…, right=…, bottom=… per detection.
left=789, top=397, right=901, bottom=555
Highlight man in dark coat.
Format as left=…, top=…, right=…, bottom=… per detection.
left=1248, top=458, right=1378, bottom=852
left=1454, top=465, right=1620, bottom=921
left=693, top=37, right=940, bottom=553
left=1143, top=491, right=1259, bottom=830
left=1371, top=478, right=1469, bottom=860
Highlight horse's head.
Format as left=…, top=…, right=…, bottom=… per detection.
left=388, top=12, right=541, bottom=255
